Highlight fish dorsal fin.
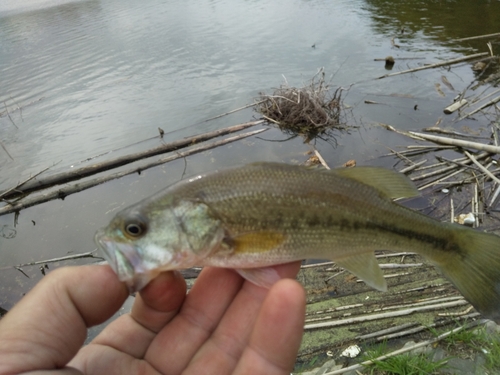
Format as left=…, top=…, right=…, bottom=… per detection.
left=229, top=231, right=286, bottom=254
left=335, top=252, right=387, bottom=292
left=334, top=167, right=419, bottom=199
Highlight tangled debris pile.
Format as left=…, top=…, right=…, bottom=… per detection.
left=255, top=69, right=348, bottom=142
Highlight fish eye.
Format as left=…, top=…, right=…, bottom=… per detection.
left=123, top=217, right=147, bottom=238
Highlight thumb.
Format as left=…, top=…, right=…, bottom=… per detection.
left=0, top=265, right=128, bottom=374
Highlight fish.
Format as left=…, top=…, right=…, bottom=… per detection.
left=95, top=162, right=500, bottom=322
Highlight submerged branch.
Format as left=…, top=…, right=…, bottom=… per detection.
left=0, top=120, right=264, bottom=200
left=0, top=128, right=267, bottom=216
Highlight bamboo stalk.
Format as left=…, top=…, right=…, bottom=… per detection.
left=304, top=299, right=468, bottom=330
left=377, top=52, right=489, bottom=79
left=399, top=159, right=427, bottom=174
left=0, top=128, right=267, bottom=216
left=459, top=95, right=500, bottom=120
left=0, top=121, right=264, bottom=200
left=464, top=151, right=500, bottom=185
left=408, top=131, right=500, bottom=154
left=355, top=323, right=419, bottom=340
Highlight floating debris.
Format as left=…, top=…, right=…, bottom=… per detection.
left=255, top=68, right=348, bottom=142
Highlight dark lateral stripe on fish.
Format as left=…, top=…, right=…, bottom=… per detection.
left=221, top=210, right=463, bottom=256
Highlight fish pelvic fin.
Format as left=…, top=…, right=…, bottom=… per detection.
left=334, top=167, right=419, bottom=199
left=436, top=229, right=500, bottom=323
left=336, top=252, right=387, bottom=292
left=236, top=267, right=281, bottom=289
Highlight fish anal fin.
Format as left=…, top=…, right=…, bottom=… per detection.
left=336, top=252, right=387, bottom=292
left=335, top=167, right=419, bottom=199
left=229, top=231, right=286, bottom=254
left=236, top=267, right=280, bottom=289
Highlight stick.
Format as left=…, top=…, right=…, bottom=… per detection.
left=408, top=131, right=500, bottom=154
left=0, top=129, right=267, bottom=216
left=454, top=32, right=500, bottom=42
left=377, top=52, right=489, bottom=79
left=0, top=121, right=264, bottom=200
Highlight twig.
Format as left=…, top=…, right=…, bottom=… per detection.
left=0, top=128, right=268, bottom=216
left=0, top=140, right=13, bottom=160
left=3, top=102, right=18, bottom=129
left=203, top=101, right=265, bottom=122
left=9, top=96, right=23, bottom=122
left=377, top=52, right=489, bottom=79
left=0, top=251, right=102, bottom=271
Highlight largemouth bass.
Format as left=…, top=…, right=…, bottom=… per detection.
left=95, top=162, right=500, bottom=322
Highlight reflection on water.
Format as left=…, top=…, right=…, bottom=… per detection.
left=0, top=0, right=499, bottom=309
left=365, top=0, right=500, bottom=50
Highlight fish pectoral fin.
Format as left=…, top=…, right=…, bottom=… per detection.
left=335, top=252, right=387, bottom=292
left=236, top=267, right=281, bottom=289
left=334, top=167, right=419, bottom=199
left=228, top=231, right=286, bottom=254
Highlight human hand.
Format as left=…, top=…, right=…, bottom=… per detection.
left=0, top=262, right=305, bottom=375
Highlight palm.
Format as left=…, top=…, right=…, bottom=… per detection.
left=0, top=264, right=305, bottom=375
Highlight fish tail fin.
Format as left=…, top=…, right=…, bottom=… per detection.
left=437, top=229, right=500, bottom=322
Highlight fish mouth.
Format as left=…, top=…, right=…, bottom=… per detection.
left=94, top=229, right=153, bottom=293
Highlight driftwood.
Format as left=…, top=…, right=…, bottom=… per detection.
left=377, top=52, right=489, bottom=79
left=0, top=128, right=267, bottom=216
left=0, top=120, right=264, bottom=200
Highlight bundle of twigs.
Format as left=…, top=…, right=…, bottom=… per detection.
left=255, top=69, right=347, bottom=141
